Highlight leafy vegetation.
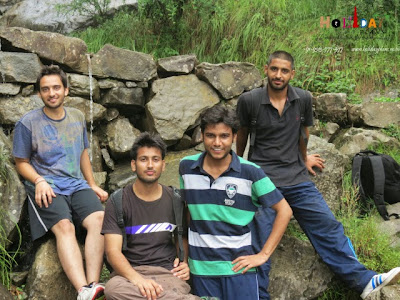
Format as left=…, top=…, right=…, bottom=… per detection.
left=71, top=0, right=400, bottom=97
left=317, top=169, right=400, bottom=299
left=374, top=96, right=400, bottom=103
left=285, top=145, right=400, bottom=300
left=0, top=146, right=21, bottom=289
left=56, top=0, right=112, bottom=23
left=382, top=124, right=400, bottom=141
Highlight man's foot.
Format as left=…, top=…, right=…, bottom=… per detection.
left=77, top=282, right=105, bottom=300
left=361, top=267, right=400, bottom=299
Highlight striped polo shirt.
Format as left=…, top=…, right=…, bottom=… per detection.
left=179, top=151, right=283, bottom=277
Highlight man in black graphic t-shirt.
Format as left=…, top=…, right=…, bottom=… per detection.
left=102, top=132, right=199, bottom=300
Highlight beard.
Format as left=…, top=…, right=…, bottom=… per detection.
left=267, top=77, right=289, bottom=91
left=136, top=172, right=161, bottom=184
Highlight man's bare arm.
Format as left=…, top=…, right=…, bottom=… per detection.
left=14, top=157, right=56, bottom=208
left=80, top=149, right=108, bottom=201
left=231, top=198, right=292, bottom=273
left=236, top=127, right=249, bottom=157
left=299, top=126, right=309, bottom=162
left=299, top=127, right=326, bottom=176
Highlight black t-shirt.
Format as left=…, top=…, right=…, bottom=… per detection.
left=237, top=85, right=313, bottom=187
left=102, top=184, right=177, bottom=270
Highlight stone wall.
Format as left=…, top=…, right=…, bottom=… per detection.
left=1, top=26, right=400, bottom=300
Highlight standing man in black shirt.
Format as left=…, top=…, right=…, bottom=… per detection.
left=236, top=50, right=400, bottom=300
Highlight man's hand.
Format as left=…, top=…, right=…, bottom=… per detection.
left=132, top=275, right=163, bottom=300
left=90, top=184, right=108, bottom=202
left=305, top=154, right=325, bottom=176
left=231, top=253, right=269, bottom=274
left=35, top=181, right=56, bottom=208
left=171, top=258, right=190, bottom=281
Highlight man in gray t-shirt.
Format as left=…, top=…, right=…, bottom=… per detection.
left=102, top=132, right=199, bottom=300
left=13, top=65, right=108, bottom=300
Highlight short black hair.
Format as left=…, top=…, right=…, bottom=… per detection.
left=200, top=105, right=240, bottom=134
left=130, top=132, right=167, bottom=160
left=267, top=50, right=295, bottom=70
left=36, top=65, right=68, bottom=91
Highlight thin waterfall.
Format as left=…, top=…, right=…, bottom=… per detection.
left=86, top=53, right=94, bottom=162
left=0, top=39, right=5, bottom=83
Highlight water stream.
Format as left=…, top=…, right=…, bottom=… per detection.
left=86, top=54, right=94, bottom=162
left=0, top=39, right=6, bottom=83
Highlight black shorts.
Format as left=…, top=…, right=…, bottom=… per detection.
left=25, top=183, right=104, bottom=241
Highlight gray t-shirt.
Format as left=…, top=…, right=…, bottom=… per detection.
left=12, top=107, right=90, bottom=195
left=102, top=184, right=178, bottom=270
left=237, top=85, right=313, bottom=187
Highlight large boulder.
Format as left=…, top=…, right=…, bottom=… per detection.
left=348, top=103, right=363, bottom=126
left=314, top=93, right=348, bottom=125
left=107, top=163, right=136, bottom=193
left=106, top=117, right=141, bottom=158
left=91, top=44, right=157, bottom=82
left=308, top=119, right=340, bottom=143
left=360, top=102, right=400, bottom=128
left=0, top=83, right=20, bottom=96
left=159, top=148, right=200, bottom=188
left=0, top=27, right=88, bottom=73
left=196, top=62, right=262, bottom=99
left=333, top=127, right=400, bottom=158
left=377, top=203, right=400, bottom=248
left=0, top=51, right=42, bottom=83
left=0, top=130, right=26, bottom=246
left=99, top=87, right=144, bottom=109
left=64, top=96, right=106, bottom=123
left=308, top=135, right=347, bottom=212
left=67, top=73, right=100, bottom=101
left=0, top=95, right=42, bottom=125
left=88, top=134, right=103, bottom=173
left=0, top=0, right=138, bottom=34
left=157, top=54, right=198, bottom=76
left=366, top=285, right=400, bottom=300
left=144, top=74, right=220, bottom=143
left=25, top=238, right=76, bottom=300
left=0, top=0, right=21, bottom=14
left=269, top=235, right=334, bottom=299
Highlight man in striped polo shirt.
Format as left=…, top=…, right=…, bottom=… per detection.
left=179, top=105, right=292, bottom=300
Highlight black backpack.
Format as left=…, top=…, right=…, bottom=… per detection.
left=108, top=186, right=186, bottom=264
left=352, top=150, right=400, bottom=220
left=247, top=86, right=309, bottom=160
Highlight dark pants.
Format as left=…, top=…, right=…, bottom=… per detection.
left=192, top=272, right=259, bottom=300
left=255, top=181, right=376, bottom=298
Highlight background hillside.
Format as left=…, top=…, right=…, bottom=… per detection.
left=71, top=0, right=400, bottom=102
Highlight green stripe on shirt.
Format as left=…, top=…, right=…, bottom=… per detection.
left=189, top=258, right=256, bottom=276
left=188, top=204, right=255, bottom=226
left=251, top=177, right=277, bottom=207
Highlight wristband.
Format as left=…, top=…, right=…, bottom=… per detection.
left=35, top=178, right=46, bottom=185
left=34, top=176, right=42, bottom=184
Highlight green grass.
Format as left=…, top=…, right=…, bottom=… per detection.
left=71, top=0, right=400, bottom=97
left=0, top=145, right=9, bottom=184
left=286, top=148, right=400, bottom=299
left=374, top=96, right=400, bottom=103
left=317, top=169, right=400, bottom=299
left=0, top=146, right=22, bottom=290
left=381, top=124, right=400, bottom=141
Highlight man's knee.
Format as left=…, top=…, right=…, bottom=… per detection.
left=51, top=219, right=75, bottom=237
left=82, top=211, right=104, bottom=230
left=105, top=276, right=137, bottom=299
